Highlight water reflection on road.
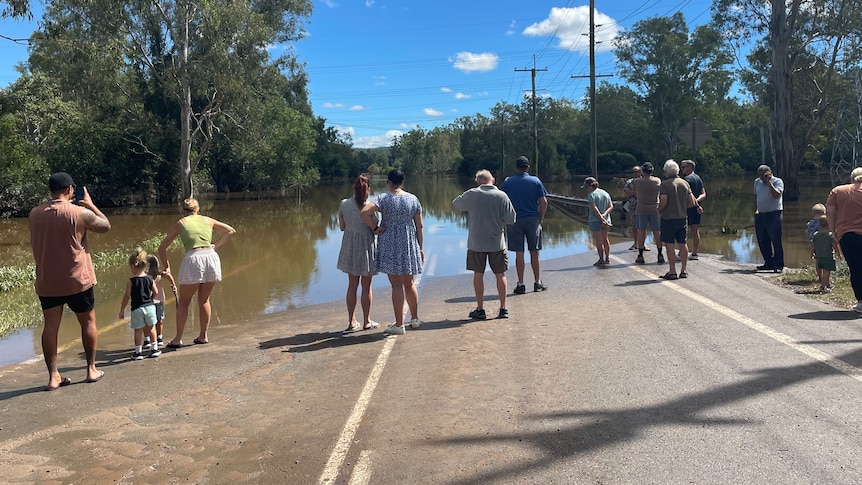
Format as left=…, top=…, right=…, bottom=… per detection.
left=0, top=173, right=837, bottom=367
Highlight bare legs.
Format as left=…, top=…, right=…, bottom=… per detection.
left=171, top=281, right=217, bottom=345
left=42, top=305, right=100, bottom=389
left=690, top=224, right=701, bottom=255
left=388, top=274, right=418, bottom=326
left=514, top=250, right=542, bottom=284
left=666, top=242, right=688, bottom=275
left=592, top=228, right=610, bottom=263
left=346, top=274, right=374, bottom=327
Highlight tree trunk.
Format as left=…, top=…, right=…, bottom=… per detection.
left=769, top=0, right=800, bottom=201
left=178, top=4, right=194, bottom=200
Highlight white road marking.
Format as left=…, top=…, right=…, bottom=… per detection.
left=317, top=334, right=396, bottom=484
left=347, top=450, right=373, bottom=485
left=619, top=256, right=862, bottom=382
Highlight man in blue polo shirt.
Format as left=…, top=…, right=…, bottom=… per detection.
left=501, top=156, right=549, bottom=294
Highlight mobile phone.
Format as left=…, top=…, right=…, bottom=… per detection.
left=74, top=186, right=85, bottom=204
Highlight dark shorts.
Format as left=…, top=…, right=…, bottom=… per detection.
left=507, top=218, right=542, bottom=252
left=154, top=302, right=166, bottom=321
left=816, top=256, right=837, bottom=272
left=660, top=218, right=688, bottom=244
left=687, top=206, right=702, bottom=225
left=38, top=287, right=95, bottom=312
left=467, top=249, right=508, bottom=274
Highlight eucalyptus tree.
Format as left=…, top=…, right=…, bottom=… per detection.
left=615, top=12, right=734, bottom=159
left=1, top=0, right=30, bottom=18
left=713, top=0, right=862, bottom=199
left=31, top=0, right=313, bottom=199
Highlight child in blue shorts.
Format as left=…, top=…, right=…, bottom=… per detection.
left=143, top=255, right=176, bottom=350
left=119, top=248, right=161, bottom=360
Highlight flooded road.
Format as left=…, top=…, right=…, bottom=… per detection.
left=0, top=172, right=838, bottom=367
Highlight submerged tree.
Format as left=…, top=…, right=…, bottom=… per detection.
left=615, top=12, right=733, bottom=159
left=713, top=0, right=862, bottom=199
left=31, top=0, right=313, bottom=199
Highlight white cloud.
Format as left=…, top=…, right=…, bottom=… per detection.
left=399, top=123, right=411, bottom=129
left=506, top=20, right=516, bottom=36
left=365, top=0, right=374, bottom=6
left=424, top=108, right=444, bottom=116
left=440, top=87, right=453, bottom=93
left=333, top=125, right=355, bottom=137
left=353, top=130, right=402, bottom=149
left=321, top=0, right=338, bottom=7
left=323, top=102, right=345, bottom=108
left=373, top=75, right=386, bottom=86
left=349, top=105, right=365, bottom=111
left=450, top=52, right=499, bottom=73
left=523, top=7, right=619, bottom=54
left=454, top=92, right=470, bottom=99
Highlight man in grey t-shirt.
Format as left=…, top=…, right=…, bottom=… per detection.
left=453, top=169, right=517, bottom=319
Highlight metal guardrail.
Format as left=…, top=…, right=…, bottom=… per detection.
left=545, top=194, right=631, bottom=236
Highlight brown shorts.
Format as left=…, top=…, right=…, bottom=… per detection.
left=466, top=249, right=508, bottom=274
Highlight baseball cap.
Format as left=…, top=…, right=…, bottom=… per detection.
left=580, top=176, right=598, bottom=188
left=48, top=172, right=76, bottom=191
left=515, top=156, right=530, bottom=169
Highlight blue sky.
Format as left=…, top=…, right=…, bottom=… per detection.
left=0, top=0, right=715, bottom=147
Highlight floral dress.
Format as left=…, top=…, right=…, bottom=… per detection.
left=375, top=192, right=423, bottom=275
left=337, top=198, right=378, bottom=276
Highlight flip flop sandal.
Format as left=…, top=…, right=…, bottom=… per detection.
left=679, top=272, right=688, bottom=278
left=362, top=321, right=380, bottom=330
left=47, top=376, right=73, bottom=391
left=659, top=272, right=679, bottom=280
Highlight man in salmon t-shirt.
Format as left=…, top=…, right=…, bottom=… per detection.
left=29, top=172, right=111, bottom=390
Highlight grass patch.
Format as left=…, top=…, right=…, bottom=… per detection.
left=0, top=234, right=180, bottom=339
left=776, top=262, right=857, bottom=310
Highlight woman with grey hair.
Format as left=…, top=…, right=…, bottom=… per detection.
left=826, top=167, right=862, bottom=312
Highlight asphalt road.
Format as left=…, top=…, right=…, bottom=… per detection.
left=2, top=243, right=862, bottom=484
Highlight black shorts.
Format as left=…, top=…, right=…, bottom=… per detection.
left=660, top=218, right=688, bottom=244
left=38, top=287, right=96, bottom=312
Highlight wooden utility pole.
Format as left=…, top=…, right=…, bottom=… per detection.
left=515, top=56, right=547, bottom=176
left=571, top=0, right=611, bottom=178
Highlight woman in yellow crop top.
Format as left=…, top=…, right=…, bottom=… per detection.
left=158, top=198, right=236, bottom=347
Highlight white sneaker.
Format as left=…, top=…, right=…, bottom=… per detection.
left=410, top=318, right=422, bottom=329
left=384, top=324, right=406, bottom=335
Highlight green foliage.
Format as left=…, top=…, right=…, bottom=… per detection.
left=0, top=115, right=49, bottom=216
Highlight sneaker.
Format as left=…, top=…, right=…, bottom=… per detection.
left=534, top=281, right=548, bottom=292
left=756, top=264, right=772, bottom=271
left=826, top=285, right=835, bottom=293
left=143, top=337, right=151, bottom=350
left=635, top=255, right=645, bottom=264
left=855, top=301, right=862, bottom=313
left=657, top=253, right=665, bottom=264
left=131, top=351, right=145, bottom=361
left=690, top=253, right=699, bottom=260
left=513, top=283, right=526, bottom=295
left=469, top=308, right=487, bottom=320
left=157, top=336, right=164, bottom=345
left=497, top=308, right=509, bottom=319
left=150, top=348, right=162, bottom=358
left=773, top=267, right=783, bottom=273
left=410, top=319, right=422, bottom=329
left=384, top=324, right=406, bottom=335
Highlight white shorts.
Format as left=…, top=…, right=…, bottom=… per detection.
left=178, top=247, right=223, bottom=285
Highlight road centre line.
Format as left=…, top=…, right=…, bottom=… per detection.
left=616, top=255, right=862, bottom=383
left=318, top=336, right=396, bottom=484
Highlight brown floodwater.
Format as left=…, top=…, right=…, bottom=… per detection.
left=0, top=172, right=838, bottom=367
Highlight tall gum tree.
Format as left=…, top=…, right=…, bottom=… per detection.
left=31, top=0, right=312, bottom=199
left=615, top=12, right=733, bottom=160
left=713, top=0, right=862, bottom=200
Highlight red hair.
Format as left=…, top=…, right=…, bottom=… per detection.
left=353, top=175, right=371, bottom=207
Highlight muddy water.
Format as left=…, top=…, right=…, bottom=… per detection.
left=0, top=172, right=838, bottom=367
